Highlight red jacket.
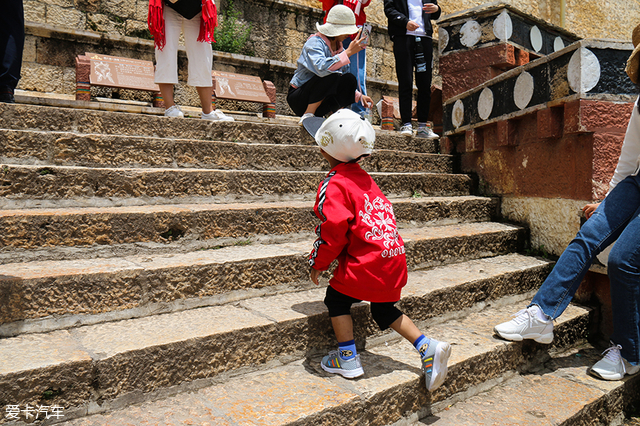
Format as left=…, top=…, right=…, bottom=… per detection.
left=321, top=0, right=371, bottom=28
left=309, top=162, right=408, bottom=302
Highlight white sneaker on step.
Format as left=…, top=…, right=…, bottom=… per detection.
left=164, top=105, right=184, bottom=118
left=299, top=112, right=315, bottom=124
left=589, top=342, right=640, bottom=381
left=202, top=109, right=234, bottom=121
left=493, top=306, right=554, bottom=344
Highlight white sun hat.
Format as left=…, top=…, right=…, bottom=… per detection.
left=314, top=109, right=375, bottom=162
left=316, top=5, right=359, bottom=38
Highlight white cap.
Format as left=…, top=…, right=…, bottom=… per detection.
left=315, top=109, right=375, bottom=162
left=316, top=5, right=359, bottom=38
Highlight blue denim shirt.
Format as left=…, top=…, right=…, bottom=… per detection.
left=290, top=33, right=351, bottom=88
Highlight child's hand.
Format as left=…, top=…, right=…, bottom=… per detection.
left=360, top=95, right=373, bottom=108
left=310, top=268, right=322, bottom=285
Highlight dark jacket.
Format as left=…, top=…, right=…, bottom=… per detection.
left=383, top=0, right=441, bottom=39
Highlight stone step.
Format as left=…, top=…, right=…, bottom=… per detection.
left=0, top=222, right=527, bottom=336
left=19, top=291, right=589, bottom=426
left=417, top=341, right=640, bottom=426
left=0, top=196, right=498, bottom=249
left=0, top=129, right=452, bottom=174
left=0, top=103, right=438, bottom=154
left=0, top=165, right=472, bottom=209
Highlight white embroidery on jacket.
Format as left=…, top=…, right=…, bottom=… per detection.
left=358, top=194, right=404, bottom=257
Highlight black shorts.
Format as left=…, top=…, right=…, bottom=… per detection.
left=323, top=285, right=403, bottom=331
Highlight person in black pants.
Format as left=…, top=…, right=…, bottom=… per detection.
left=0, top=0, right=24, bottom=103
left=384, top=0, right=440, bottom=138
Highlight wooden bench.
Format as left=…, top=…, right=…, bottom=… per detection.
left=75, top=53, right=163, bottom=107
left=211, top=70, right=276, bottom=119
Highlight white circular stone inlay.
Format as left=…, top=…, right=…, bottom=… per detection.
left=554, top=37, right=565, bottom=52
left=460, top=20, right=482, bottom=48
left=452, top=100, right=464, bottom=128
left=568, top=48, right=601, bottom=93
left=439, top=27, right=450, bottom=53
left=478, top=88, right=494, bottom=120
left=530, top=25, right=543, bottom=52
left=493, top=10, right=513, bottom=41
left=514, top=71, right=534, bottom=110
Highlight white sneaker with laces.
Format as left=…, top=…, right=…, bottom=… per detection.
left=589, top=342, right=640, bottom=381
left=400, top=124, right=413, bottom=136
left=299, top=112, right=315, bottom=124
left=202, top=109, right=234, bottom=121
left=417, top=126, right=438, bottom=139
left=493, top=306, right=554, bottom=344
left=164, top=105, right=184, bottom=118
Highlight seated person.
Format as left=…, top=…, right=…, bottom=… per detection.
left=287, top=5, right=373, bottom=123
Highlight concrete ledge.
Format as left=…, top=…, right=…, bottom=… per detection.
left=25, top=286, right=589, bottom=425
left=0, top=254, right=561, bottom=415
left=0, top=221, right=523, bottom=335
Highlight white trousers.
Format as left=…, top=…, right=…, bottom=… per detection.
left=154, top=7, right=213, bottom=87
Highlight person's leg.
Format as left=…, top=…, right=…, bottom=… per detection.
left=589, top=209, right=640, bottom=380
left=286, top=73, right=341, bottom=117
left=322, top=286, right=364, bottom=378
left=531, top=177, right=640, bottom=320
left=342, top=37, right=367, bottom=115
left=496, top=175, right=640, bottom=345
left=0, top=0, right=24, bottom=102
left=371, top=304, right=451, bottom=391
left=415, top=37, right=433, bottom=124
left=608, top=175, right=640, bottom=365
left=392, top=35, right=415, bottom=127
left=154, top=7, right=181, bottom=114
left=314, top=73, right=357, bottom=117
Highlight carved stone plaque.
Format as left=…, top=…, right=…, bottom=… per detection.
left=87, top=53, right=159, bottom=92
left=212, top=70, right=271, bottom=103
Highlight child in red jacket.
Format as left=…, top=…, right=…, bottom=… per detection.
left=308, top=109, right=451, bottom=391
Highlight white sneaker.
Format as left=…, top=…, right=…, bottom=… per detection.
left=299, top=112, right=315, bottom=124
left=589, top=342, right=640, bottom=381
left=164, top=105, right=184, bottom=118
left=400, top=124, right=413, bottom=136
left=493, top=306, right=554, bottom=344
left=201, top=109, right=234, bottom=122
left=416, top=126, right=438, bottom=139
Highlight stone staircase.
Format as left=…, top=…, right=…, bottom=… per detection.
left=0, top=101, right=625, bottom=425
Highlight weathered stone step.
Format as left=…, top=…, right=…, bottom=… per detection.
left=0, top=222, right=526, bottom=336
left=417, top=341, right=640, bottom=426
left=25, top=291, right=588, bottom=426
left=0, top=196, right=498, bottom=249
left=0, top=129, right=453, bottom=174
left=0, top=103, right=438, bottom=153
left=0, top=165, right=472, bottom=209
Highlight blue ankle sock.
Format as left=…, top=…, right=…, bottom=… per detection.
left=413, top=335, right=430, bottom=359
left=338, top=340, right=357, bottom=360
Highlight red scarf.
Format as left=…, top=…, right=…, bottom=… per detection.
left=148, top=0, right=218, bottom=50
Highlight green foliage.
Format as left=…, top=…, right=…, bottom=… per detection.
left=213, top=0, right=253, bottom=56
left=411, top=190, right=422, bottom=198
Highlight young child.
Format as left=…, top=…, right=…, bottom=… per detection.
left=308, top=109, right=451, bottom=391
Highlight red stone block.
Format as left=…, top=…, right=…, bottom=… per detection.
left=465, top=128, right=484, bottom=152
left=537, top=107, right=563, bottom=139
left=262, top=80, right=277, bottom=119
left=514, top=48, right=530, bottom=67
left=564, top=100, right=634, bottom=134
left=496, top=120, right=516, bottom=146
left=440, top=136, right=454, bottom=154
left=439, top=44, right=515, bottom=74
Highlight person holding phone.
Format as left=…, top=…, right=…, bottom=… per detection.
left=320, top=0, right=372, bottom=118
left=287, top=5, right=373, bottom=123
left=384, top=0, right=441, bottom=138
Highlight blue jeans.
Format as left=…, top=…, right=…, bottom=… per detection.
left=531, top=174, right=640, bottom=363
left=342, top=37, right=367, bottom=115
